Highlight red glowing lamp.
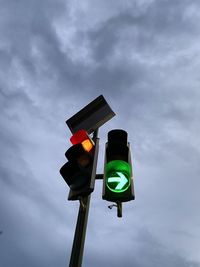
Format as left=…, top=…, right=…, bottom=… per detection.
left=70, top=129, right=94, bottom=152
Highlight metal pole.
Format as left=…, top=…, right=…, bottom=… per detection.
left=69, top=195, right=91, bottom=267
left=69, top=129, right=99, bottom=267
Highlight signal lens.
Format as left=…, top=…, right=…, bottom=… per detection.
left=70, top=129, right=88, bottom=145
left=106, top=160, right=131, bottom=193
left=82, top=139, right=93, bottom=152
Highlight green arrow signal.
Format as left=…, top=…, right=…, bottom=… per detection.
left=106, top=160, right=131, bottom=193
left=108, top=172, right=128, bottom=190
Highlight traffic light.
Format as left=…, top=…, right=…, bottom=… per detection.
left=60, top=129, right=99, bottom=200
left=102, top=129, right=135, bottom=202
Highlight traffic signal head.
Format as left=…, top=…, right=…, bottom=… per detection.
left=102, top=129, right=135, bottom=202
left=60, top=130, right=98, bottom=200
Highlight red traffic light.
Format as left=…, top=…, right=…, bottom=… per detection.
left=70, top=129, right=94, bottom=152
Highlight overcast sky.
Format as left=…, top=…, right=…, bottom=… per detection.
left=1, top=0, right=200, bottom=266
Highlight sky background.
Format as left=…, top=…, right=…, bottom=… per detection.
left=0, top=0, right=200, bottom=266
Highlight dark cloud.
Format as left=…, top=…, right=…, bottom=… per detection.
left=86, top=0, right=199, bottom=59
left=84, top=228, right=199, bottom=267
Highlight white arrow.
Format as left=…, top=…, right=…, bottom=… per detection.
left=108, top=172, right=128, bottom=190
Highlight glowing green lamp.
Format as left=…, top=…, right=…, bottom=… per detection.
left=106, top=160, right=131, bottom=193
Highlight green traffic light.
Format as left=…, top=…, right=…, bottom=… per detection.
left=106, top=160, right=131, bottom=193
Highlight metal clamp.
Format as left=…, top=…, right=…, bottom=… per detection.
left=79, top=197, right=87, bottom=211
left=108, top=202, right=122, bottom=218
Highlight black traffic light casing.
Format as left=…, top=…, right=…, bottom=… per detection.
left=60, top=131, right=99, bottom=200
left=102, top=129, right=135, bottom=202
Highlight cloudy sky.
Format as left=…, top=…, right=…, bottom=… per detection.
left=1, top=0, right=200, bottom=266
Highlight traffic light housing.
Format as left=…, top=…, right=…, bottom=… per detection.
left=102, top=129, right=135, bottom=202
left=60, top=129, right=99, bottom=200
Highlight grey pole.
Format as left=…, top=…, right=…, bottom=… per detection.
left=69, top=129, right=99, bottom=267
